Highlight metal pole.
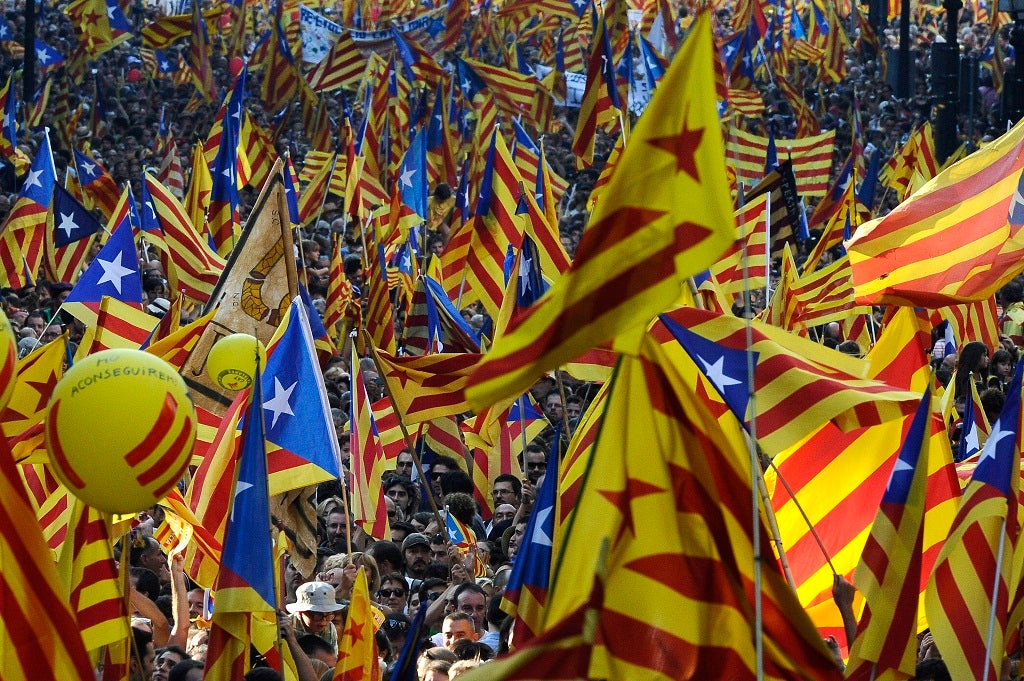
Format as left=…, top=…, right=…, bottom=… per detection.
left=24, top=0, right=36, bottom=105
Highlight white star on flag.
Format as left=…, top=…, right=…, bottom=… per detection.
left=400, top=167, right=416, bottom=188
left=885, top=457, right=914, bottom=494
left=24, top=169, right=43, bottom=190
left=231, top=481, right=253, bottom=520
left=263, top=377, right=297, bottom=428
left=57, top=212, right=78, bottom=239
left=699, top=354, right=742, bottom=392
left=530, top=505, right=553, bottom=547
left=96, top=252, right=135, bottom=293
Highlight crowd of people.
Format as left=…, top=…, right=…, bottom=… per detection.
left=4, top=0, right=1024, bottom=678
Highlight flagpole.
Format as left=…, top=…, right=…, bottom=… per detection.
left=982, top=516, right=1010, bottom=681
left=740, top=191, right=765, bottom=681
left=361, top=329, right=447, bottom=530
left=764, top=457, right=838, bottom=575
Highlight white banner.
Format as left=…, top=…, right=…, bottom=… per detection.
left=299, top=5, right=343, bottom=63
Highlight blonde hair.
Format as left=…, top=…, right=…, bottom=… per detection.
left=342, top=552, right=381, bottom=593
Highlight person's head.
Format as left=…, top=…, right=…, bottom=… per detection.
left=914, top=658, right=952, bottom=681
left=543, top=390, right=563, bottom=422
left=395, top=449, right=415, bottom=477
left=442, top=612, right=479, bottom=649
left=285, top=581, right=344, bottom=633
left=522, top=444, right=547, bottom=483
left=343, top=254, right=364, bottom=287
left=417, top=647, right=456, bottom=681
left=991, top=348, right=1014, bottom=380
left=453, top=582, right=487, bottom=632
left=508, top=517, right=528, bottom=560
left=381, top=613, right=412, bottom=659
left=439, top=471, right=474, bottom=496
left=384, top=475, right=417, bottom=514
left=167, top=659, right=204, bottom=681
left=450, top=639, right=494, bottom=662
left=491, top=474, right=522, bottom=508
left=564, top=396, right=583, bottom=422
left=429, top=456, right=462, bottom=497
left=486, top=593, right=508, bottom=632
left=491, top=504, right=516, bottom=527
left=391, top=521, right=415, bottom=547
left=366, top=538, right=405, bottom=575
left=153, top=645, right=187, bottom=681
left=187, top=587, right=205, bottom=621
left=402, top=533, right=432, bottom=578
left=129, top=625, right=155, bottom=681
left=429, top=533, right=450, bottom=566
left=131, top=535, right=167, bottom=577
left=297, top=633, right=338, bottom=667
left=443, top=492, right=477, bottom=526
left=378, top=572, right=409, bottom=614
left=325, top=510, right=350, bottom=546
left=412, top=577, right=448, bottom=612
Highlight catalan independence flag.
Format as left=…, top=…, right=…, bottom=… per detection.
left=0, top=131, right=55, bottom=290
left=925, top=358, right=1023, bottom=681
left=205, top=374, right=277, bottom=681
left=845, top=389, right=932, bottom=681
left=849, top=118, right=1024, bottom=307
left=465, top=12, right=733, bottom=412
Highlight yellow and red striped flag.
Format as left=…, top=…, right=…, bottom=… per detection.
left=56, top=497, right=129, bottom=653
left=372, top=348, right=482, bottom=424
left=465, top=11, right=733, bottom=411
left=305, top=30, right=364, bottom=92
left=845, top=389, right=932, bottom=681
left=724, top=127, right=835, bottom=198
left=350, top=341, right=390, bottom=542
left=332, top=567, right=382, bottom=681
left=765, top=307, right=959, bottom=651
left=789, top=256, right=870, bottom=328
left=0, top=436, right=95, bottom=681
left=541, top=340, right=844, bottom=680
left=83, top=297, right=159, bottom=355
left=708, top=192, right=769, bottom=296
left=849, top=119, right=1024, bottom=307
left=925, top=358, right=1023, bottom=681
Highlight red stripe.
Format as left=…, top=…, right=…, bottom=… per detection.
left=45, top=400, right=87, bottom=489
left=124, top=393, right=179, bottom=466
left=136, top=410, right=194, bottom=494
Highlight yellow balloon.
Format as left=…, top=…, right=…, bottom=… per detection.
left=206, top=333, right=268, bottom=391
left=46, top=349, right=196, bottom=514
left=0, top=308, right=17, bottom=411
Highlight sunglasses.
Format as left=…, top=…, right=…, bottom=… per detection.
left=379, top=589, right=406, bottom=598
left=385, top=619, right=411, bottom=633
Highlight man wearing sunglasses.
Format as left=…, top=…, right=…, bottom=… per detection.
left=378, top=573, right=409, bottom=615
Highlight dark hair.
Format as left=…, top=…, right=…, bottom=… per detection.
left=382, top=475, right=419, bottom=511
left=131, top=625, right=153, bottom=658
left=486, top=593, right=508, bottom=628
left=913, top=658, right=952, bottom=681
left=418, top=577, right=448, bottom=602
left=453, top=581, right=486, bottom=606
left=130, top=567, right=161, bottom=603
left=493, top=474, right=522, bottom=496
left=366, top=540, right=404, bottom=573
left=382, top=613, right=412, bottom=639
left=431, top=456, right=462, bottom=473
left=451, top=639, right=494, bottom=661
left=244, top=669, right=283, bottom=681
left=297, top=634, right=334, bottom=658
left=379, top=572, right=409, bottom=592
left=439, top=470, right=473, bottom=496
left=168, top=660, right=204, bottom=681
left=955, top=341, right=990, bottom=401
left=443, top=492, right=477, bottom=525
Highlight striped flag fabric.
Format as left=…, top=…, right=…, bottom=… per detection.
left=925, top=358, right=1023, bottom=681
left=2, top=335, right=66, bottom=449
left=789, top=256, right=870, bottom=328
left=848, top=119, right=1024, bottom=307
left=141, top=7, right=223, bottom=49
left=0, top=435, right=95, bottom=681
left=745, top=159, right=802, bottom=259
left=350, top=342, right=390, bottom=542
left=444, top=508, right=486, bottom=577
left=0, top=131, right=55, bottom=290
left=205, top=375, right=278, bottom=681
left=372, top=348, right=482, bottom=424
left=465, top=12, right=734, bottom=411
left=143, top=174, right=225, bottom=306
left=332, top=568, right=382, bottom=681
left=188, top=0, right=216, bottom=100
left=942, top=298, right=1001, bottom=355
left=654, top=306, right=923, bottom=455
left=85, top=297, right=159, bottom=354
left=571, top=14, right=615, bottom=169
left=56, top=497, right=129, bottom=653
left=845, top=389, right=932, bottom=681
left=765, top=307, right=960, bottom=651
left=44, top=182, right=101, bottom=284
left=708, top=192, right=769, bottom=296
left=72, top=148, right=120, bottom=220
left=725, top=127, right=835, bottom=197
left=540, top=342, right=845, bottom=680
left=305, top=29, right=364, bottom=92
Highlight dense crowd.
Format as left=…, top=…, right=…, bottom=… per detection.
left=4, top=0, right=1024, bottom=679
